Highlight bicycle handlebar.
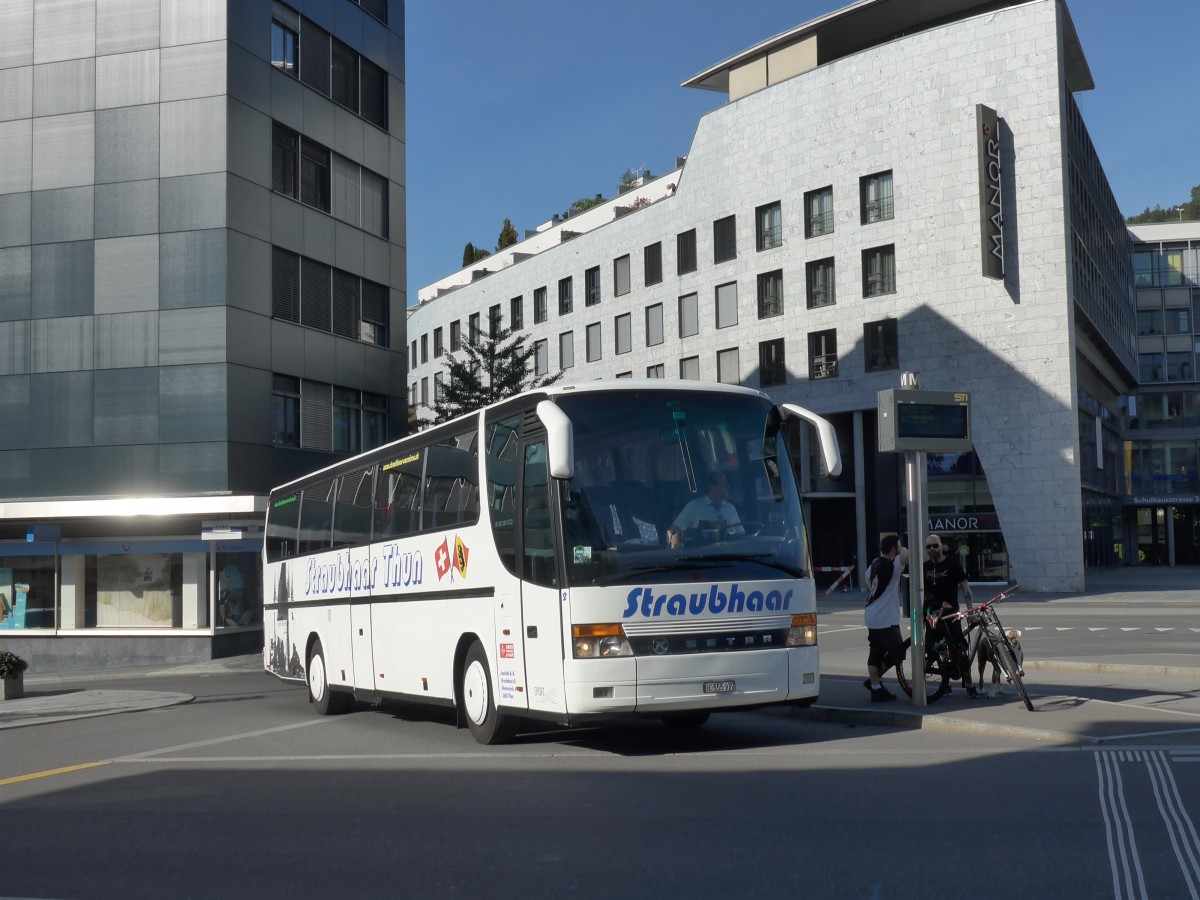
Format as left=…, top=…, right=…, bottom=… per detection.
left=925, top=584, right=1020, bottom=627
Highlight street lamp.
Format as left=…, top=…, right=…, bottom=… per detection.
left=1171, top=206, right=1184, bottom=222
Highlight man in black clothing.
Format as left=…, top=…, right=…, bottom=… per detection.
left=923, top=534, right=978, bottom=697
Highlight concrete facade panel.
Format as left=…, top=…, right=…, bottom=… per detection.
left=95, top=0, right=161, bottom=55
left=95, top=178, right=159, bottom=238
left=95, top=49, right=159, bottom=108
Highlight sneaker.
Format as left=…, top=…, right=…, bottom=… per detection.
left=862, top=678, right=873, bottom=692
left=870, top=685, right=897, bottom=702
left=965, top=684, right=980, bottom=699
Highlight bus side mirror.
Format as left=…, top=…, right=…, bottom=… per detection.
left=778, top=403, right=842, bottom=478
left=536, top=400, right=574, bottom=479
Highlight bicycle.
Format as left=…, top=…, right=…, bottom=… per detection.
left=894, top=584, right=1033, bottom=710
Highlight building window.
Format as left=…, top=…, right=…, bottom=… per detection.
left=715, top=281, right=738, bottom=329
left=614, top=254, right=631, bottom=297
left=489, top=303, right=502, bottom=337
left=331, top=38, right=359, bottom=113
left=510, top=296, right=523, bottom=330
left=861, top=170, right=894, bottom=224
left=713, top=214, right=737, bottom=263
left=534, top=339, right=548, bottom=376
left=433, top=327, right=444, bottom=358
left=585, top=265, right=601, bottom=306
left=271, top=123, right=298, bottom=196
left=271, top=17, right=298, bottom=77
left=559, top=331, right=574, bottom=369
left=863, top=245, right=896, bottom=297
left=645, top=303, right=664, bottom=346
left=450, top=320, right=461, bottom=351
left=759, top=339, right=786, bottom=387
left=805, top=186, right=833, bottom=238
left=647, top=363, right=664, bottom=378
left=615, top=372, right=632, bottom=379
left=272, top=375, right=300, bottom=447
left=644, top=241, right=662, bottom=285
left=677, top=229, right=697, bottom=275
left=615, top=313, right=631, bottom=355
left=680, top=356, right=700, bottom=380
left=865, top=319, right=899, bottom=372
left=558, top=277, right=573, bottom=315
left=351, top=0, right=387, bottom=22
left=420, top=333, right=428, bottom=364
left=468, top=312, right=481, bottom=345
left=678, top=292, right=699, bottom=338
left=299, top=138, right=331, bottom=211
left=434, top=371, right=444, bottom=402
left=363, top=391, right=387, bottom=449
left=333, top=386, right=363, bottom=453
left=807, top=258, right=835, bottom=308
left=534, top=286, right=548, bottom=323
left=420, top=377, right=428, bottom=406
left=756, top=201, right=782, bottom=251
left=586, top=322, right=602, bottom=362
left=716, top=347, right=739, bottom=385
left=757, top=270, right=783, bottom=318
left=272, top=247, right=388, bottom=347
left=409, top=340, right=417, bottom=370
left=809, top=330, right=837, bottom=380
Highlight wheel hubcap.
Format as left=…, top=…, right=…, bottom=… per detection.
left=463, top=659, right=489, bottom=725
left=309, top=654, right=325, bottom=701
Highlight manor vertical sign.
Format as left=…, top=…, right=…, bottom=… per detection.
left=976, top=104, right=1004, bottom=280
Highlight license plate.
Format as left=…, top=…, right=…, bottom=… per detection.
left=703, top=680, right=736, bottom=694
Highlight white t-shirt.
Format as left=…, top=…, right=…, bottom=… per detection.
left=864, top=554, right=904, bottom=630
left=672, top=496, right=741, bottom=533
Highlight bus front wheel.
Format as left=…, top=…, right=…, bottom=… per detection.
left=308, top=638, right=351, bottom=715
left=461, top=642, right=517, bottom=745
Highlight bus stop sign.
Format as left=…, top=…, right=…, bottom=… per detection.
left=877, top=389, right=971, bottom=453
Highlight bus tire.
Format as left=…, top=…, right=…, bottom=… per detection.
left=308, top=638, right=351, bottom=716
left=461, top=641, right=517, bottom=745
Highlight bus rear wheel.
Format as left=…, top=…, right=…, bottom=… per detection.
left=308, top=638, right=351, bottom=715
left=461, top=642, right=517, bottom=745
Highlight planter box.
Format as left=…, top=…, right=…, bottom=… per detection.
left=1, top=673, right=23, bottom=700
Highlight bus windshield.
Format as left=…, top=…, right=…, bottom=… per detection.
left=555, top=390, right=808, bottom=587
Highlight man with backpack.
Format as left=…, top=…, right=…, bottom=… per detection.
left=864, top=534, right=909, bottom=702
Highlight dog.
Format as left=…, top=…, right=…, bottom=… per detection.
left=974, top=627, right=1025, bottom=698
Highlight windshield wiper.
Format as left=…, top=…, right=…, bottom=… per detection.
left=593, top=560, right=732, bottom=586
left=678, top=553, right=806, bottom=578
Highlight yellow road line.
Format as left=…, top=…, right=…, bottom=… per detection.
left=0, top=760, right=110, bottom=787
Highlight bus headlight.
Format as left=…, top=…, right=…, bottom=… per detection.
left=786, top=613, right=818, bottom=647
left=573, top=624, right=632, bottom=658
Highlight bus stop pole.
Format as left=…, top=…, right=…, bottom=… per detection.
left=906, top=448, right=927, bottom=706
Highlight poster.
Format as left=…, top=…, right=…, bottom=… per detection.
left=96, top=555, right=176, bottom=627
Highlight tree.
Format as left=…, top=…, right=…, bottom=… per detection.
left=496, top=217, right=518, bottom=251
left=462, top=242, right=490, bottom=267
left=421, top=327, right=563, bottom=425
left=564, top=194, right=606, bottom=218
left=1126, top=183, right=1200, bottom=224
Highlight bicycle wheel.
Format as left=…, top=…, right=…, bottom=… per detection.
left=994, top=639, right=1033, bottom=711
left=894, top=647, right=951, bottom=703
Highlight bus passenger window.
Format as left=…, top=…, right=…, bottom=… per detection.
left=266, top=492, right=300, bottom=561
left=298, top=480, right=335, bottom=555
left=333, top=466, right=374, bottom=548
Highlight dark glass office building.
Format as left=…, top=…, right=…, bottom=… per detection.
left=0, top=0, right=407, bottom=668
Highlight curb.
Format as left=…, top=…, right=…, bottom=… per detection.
left=775, top=703, right=1090, bottom=745
left=1024, top=659, right=1200, bottom=681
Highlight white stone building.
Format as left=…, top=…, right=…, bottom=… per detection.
left=406, top=0, right=1134, bottom=593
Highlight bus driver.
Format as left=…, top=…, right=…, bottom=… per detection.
left=666, top=470, right=743, bottom=548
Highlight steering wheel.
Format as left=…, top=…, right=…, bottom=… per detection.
left=721, top=521, right=763, bottom=540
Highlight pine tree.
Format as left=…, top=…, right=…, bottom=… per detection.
left=496, top=217, right=518, bottom=251
left=462, top=242, right=491, bottom=267
left=421, top=327, right=563, bottom=425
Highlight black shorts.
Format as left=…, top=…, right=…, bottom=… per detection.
left=867, top=625, right=905, bottom=670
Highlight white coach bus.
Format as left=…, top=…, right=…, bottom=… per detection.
left=263, top=381, right=841, bottom=743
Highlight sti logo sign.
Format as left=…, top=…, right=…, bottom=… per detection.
left=977, top=104, right=1004, bottom=280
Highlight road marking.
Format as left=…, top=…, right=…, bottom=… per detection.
left=0, top=760, right=110, bottom=787
left=116, top=717, right=335, bottom=761
left=1142, top=751, right=1200, bottom=897
left=1095, top=750, right=1148, bottom=900
left=1155, top=628, right=1176, bottom=633
left=1089, top=627, right=1108, bottom=632
left=1123, top=628, right=1141, bottom=632
left=1056, top=627, right=1075, bottom=631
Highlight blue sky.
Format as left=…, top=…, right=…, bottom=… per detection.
left=404, top=0, right=1199, bottom=303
